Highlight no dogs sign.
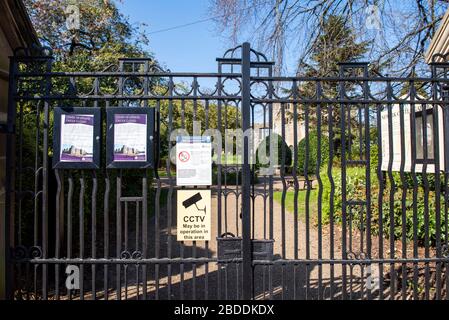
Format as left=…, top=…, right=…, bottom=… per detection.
left=176, top=136, right=212, bottom=186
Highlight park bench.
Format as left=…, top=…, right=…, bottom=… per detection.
left=287, top=177, right=314, bottom=190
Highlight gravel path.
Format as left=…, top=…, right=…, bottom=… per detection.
left=79, top=186, right=367, bottom=301
left=61, top=179, right=444, bottom=300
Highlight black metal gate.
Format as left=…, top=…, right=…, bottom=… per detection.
left=5, top=43, right=449, bottom=300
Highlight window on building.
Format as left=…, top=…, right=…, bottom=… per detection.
left=415, top=108, right=435, bottom=163
left=259, top=128, right=271, bottom=140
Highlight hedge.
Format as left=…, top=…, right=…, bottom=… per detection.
left=297, top=130, right=330, bottom=174
left=320, top=145, right=447, bottom=245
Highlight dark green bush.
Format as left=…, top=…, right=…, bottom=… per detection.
left=320, top=148, right=447, bottom=245
left=256, top=134, right=292, bottom=169
left=297, top=130, right=330, bottom=174
left=212, top=168, right=258, bottom=185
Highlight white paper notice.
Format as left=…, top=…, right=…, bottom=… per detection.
left=176, top=136, right=212, bottom=186
left=60, top=114, right=94, bottom=162
left=113, top=114, right=147, bottom=162
left=380, top=104, right=413, bottom=172
left=380, top=103, right=445, bottom=173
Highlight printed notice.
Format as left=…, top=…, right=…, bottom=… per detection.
left=60, top=114, right=94, bottom=162
left=177, top=190, right=211, bottom=241
left=380, top=104, right=413, bottom=172
left=176, top=136, right=212, bottom=186
left=380, top=103, right=445, bottom=173
left=114, top=114, right=147, bottom=161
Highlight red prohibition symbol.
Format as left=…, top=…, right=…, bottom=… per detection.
left=178, top=151, right=190, bottom=162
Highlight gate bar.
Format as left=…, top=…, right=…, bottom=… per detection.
left=241, top=42, right=253, bottom=300
left=3, top=56, right=18, bottom=299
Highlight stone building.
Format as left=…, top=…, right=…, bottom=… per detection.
left=68, top=146, right=87, bottom=157
left=119, top=145, right=138, bottom=156
left=272, top=103, right=306, bottom=148
left=253, top=103, right=306, bottom=150
left=425, top=9, right=449, bottom=63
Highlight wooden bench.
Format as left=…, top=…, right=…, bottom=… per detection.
left=287, top=178, right=314, bottom=190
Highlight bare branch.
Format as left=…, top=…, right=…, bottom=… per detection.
left=210, top=0, right=449, bottom=75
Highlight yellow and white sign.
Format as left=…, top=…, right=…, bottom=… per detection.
left=177, top=190, right=211, bottom=241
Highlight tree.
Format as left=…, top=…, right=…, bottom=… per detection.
left=288, top=15, right=370, bottom=159
left=24, top=0, right=155, bottom=71
left=20, top=0, right=160, bottom=158
left=20, top=0, right=160, bottom=163
left=16, top=1, right=159, bottom=248
left=300, top=15, right=370, bottom=78
left=211, top=0, right=448, bottom=75
left=287, top=15, right=370, bottom=129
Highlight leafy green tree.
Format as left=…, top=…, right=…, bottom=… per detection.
left=24, top=0, right=154, bottom=71
left=20, top=0, right=160, bottom=161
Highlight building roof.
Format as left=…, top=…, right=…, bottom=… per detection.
left=425, top=9, right=449, bottom=63
left=0, top=0, right=40, bottom=51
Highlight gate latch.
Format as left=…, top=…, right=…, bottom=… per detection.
left=217, top=235, right=274, bottom=262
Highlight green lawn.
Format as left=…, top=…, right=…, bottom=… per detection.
left=157, top=169, right=175, bottom=177
left=213, top=153, right=243, bottom=165
left=273, top=190, right=319, bottom=219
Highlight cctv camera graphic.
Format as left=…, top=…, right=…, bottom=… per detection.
left=182, top=192, right=206, bottom=214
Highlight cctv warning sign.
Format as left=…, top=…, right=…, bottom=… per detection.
left=177, top=190, right=211, bottom=241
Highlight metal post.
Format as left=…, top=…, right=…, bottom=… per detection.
left=241, top=42, right=253, bottom=300
left=430, top=63, right=449, bottom=174
left=443, top=90, right=449, bottom=174
left=3, top=56, right=18, bottom=300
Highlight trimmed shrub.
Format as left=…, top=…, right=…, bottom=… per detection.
left=297, top=130, right=330, bottom=175
left=212, top=168, right=258, bottom=185
left=256, top=134, right=292, bottom=169
left=320, top=146, right=447, bottom=245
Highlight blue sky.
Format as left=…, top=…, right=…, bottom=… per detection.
left=116, top=0, right=232, bottom=73
left=115, top=1, right=444, bottom=78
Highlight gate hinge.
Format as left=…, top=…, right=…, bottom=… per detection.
left=217, top=237, right=274, bottom=262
